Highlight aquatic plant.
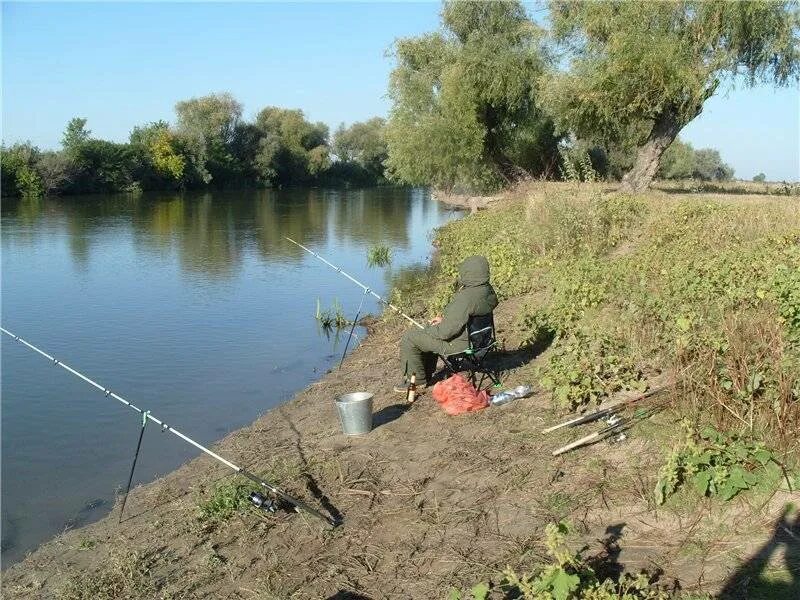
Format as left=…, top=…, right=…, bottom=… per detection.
left=315, top=298, right=349, bottom=330
left=366, top=244, right=392, bottom=267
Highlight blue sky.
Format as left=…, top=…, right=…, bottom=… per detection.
left=3, top=1, right=798, bottom=181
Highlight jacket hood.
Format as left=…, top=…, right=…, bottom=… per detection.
left=458, top=255, right=491, bottom=287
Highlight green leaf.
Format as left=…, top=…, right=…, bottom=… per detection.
left=700, top=426, right=722, bottom=443
left=448, top=589, right=462, bottom=600
left=729, top=467, right=750, bottom=490
left=470, top=582, right=489, bottom=600
left=719, top=481, right=740, bottom=501
left=654, top=479, right=667, bottom=505
left=693, top=470, right=712, bottom=496
left=550, top=568, right=580, bottom=600
left=742, top=471, right=759, bottom=487
left=753, top=449, right=773, bottom=465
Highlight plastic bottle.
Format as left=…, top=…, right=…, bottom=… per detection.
left=489, top=384, right=534, bottom=406
left=512, top=385, right=534, bottom=399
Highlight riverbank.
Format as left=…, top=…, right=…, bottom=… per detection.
left=4, top=183, right=799, bottom=599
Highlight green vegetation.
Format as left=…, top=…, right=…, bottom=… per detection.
left=655, top=422, right=792, bottom=504
left=8, top=2, right=796, bottom=198
left=315, top=298, right=349, bottom=330
left=197, top=480, right=255, bottom=523
left=393, top=184, right=799, bottom=460
left=543, top=0, right=799, bottom=192
left=539, top=332, right=646, bottom=410
left=449, top=521, right=708, bottom=600
left=366, top=244, right=392, bottom=267
left=385, top=0, right=559, bottom=191
left=332, top=117, right=389, bottom=184
left=385, top=0, right=798, bottom=193
left=657, top=139, right=734, bottom=182
left=753, top=173, right=767, bottom=183
left=1, top=94, right=389, bottom=198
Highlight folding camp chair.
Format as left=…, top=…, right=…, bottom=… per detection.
left=439, top=313, right=501, bottom=389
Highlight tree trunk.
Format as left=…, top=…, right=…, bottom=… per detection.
left=620, top=107, right=683, bottom=194
left=481, top=104, right=530, bottom=186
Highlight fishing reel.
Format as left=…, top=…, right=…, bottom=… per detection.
left=249, top=491, right=277, bottom=513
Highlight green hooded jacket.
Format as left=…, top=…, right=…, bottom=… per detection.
left=425, top=255, right=498, bottom=349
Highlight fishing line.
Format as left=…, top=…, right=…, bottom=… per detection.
left=1, top=326, right=339, bottom=527
left=286, top=237, right=425, bottom=330
left=338, top=288, right=368, bottom=370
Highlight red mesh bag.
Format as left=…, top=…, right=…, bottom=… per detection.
left=432, top=374, right=490, bottom=415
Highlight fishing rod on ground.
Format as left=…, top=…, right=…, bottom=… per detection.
left=285, top=237, right=426, bottom=368
left=0, top=327, right=340, bottom=527
left=551, top=407, right=662, bottom=457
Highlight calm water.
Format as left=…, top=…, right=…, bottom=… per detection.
left=1, top=187, right=452, bottom=566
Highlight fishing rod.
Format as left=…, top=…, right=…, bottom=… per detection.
left=286, top=237, right=425, bottom=330
left=0, top=327, right=339, bottom=527
left=541, top=383, right=671, bottom=434
left=551, top=407, right=661, bottom=456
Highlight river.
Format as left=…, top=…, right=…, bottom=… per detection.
left=0, top=187, right=454, bottom=565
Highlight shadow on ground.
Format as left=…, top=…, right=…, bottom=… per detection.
left=372, top=403, right=411, bottom=428
left=718, top=505, right=799, bottom=600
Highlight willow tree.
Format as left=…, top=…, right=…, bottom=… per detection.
left=385, top=0, right=558, bottom=191
left=543, top=1, right=800, bottom=192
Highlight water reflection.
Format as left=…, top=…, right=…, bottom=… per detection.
left=2, top=187, right=433, bottom=278
left=1, top=187, right=452, bottom=566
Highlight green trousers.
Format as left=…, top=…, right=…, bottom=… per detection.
left=399, top=328, right=465, bottom=385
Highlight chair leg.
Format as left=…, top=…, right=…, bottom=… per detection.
left=474, top=371, right=486, bottom=390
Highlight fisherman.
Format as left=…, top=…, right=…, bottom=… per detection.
left=394, top=255, right=498, bottom=392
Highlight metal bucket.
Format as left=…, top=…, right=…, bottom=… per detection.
left=335, top=392, right=374, bottom=435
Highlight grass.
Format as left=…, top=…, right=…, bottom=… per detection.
left=391, top=182, right=799, bottom=493
left=315, top=297, right=349, bottom=330
left=59, top=550, right=161, bottom=600
left=366, top=244, right=392, bottom=267
left=197, top=459, right=307, bottom=524
left=429, top=184, right=796, bottom=440
left=653, top=179, right=800, bottom=197
left=76, top=538, right=96, bottom=550
left=197, top=479, right=254, bottom=523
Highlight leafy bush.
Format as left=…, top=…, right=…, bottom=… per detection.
left=772, top=249, right=800, bottom=345
left=449, top=521, right=696, bottom=600
left=1, top=143, right=44, bottom=198
left=539, top=331, right=646, bottom=410
left=654, top=423, right=786, bottom=504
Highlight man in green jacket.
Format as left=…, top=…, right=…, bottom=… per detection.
left=394, top=255, right=498, bottom=392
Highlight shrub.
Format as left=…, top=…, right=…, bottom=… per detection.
left=654, top=422, right=790, bottom=504
left=450, top=521, right=698, bottom=600
left=539, top=331, right=646, bottom=410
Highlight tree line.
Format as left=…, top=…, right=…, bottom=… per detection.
left=385, top=0, right=798, bottom=192
left=4, top=1, right=797, bottom=198
left=1, top=95, right=389, bottom=198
